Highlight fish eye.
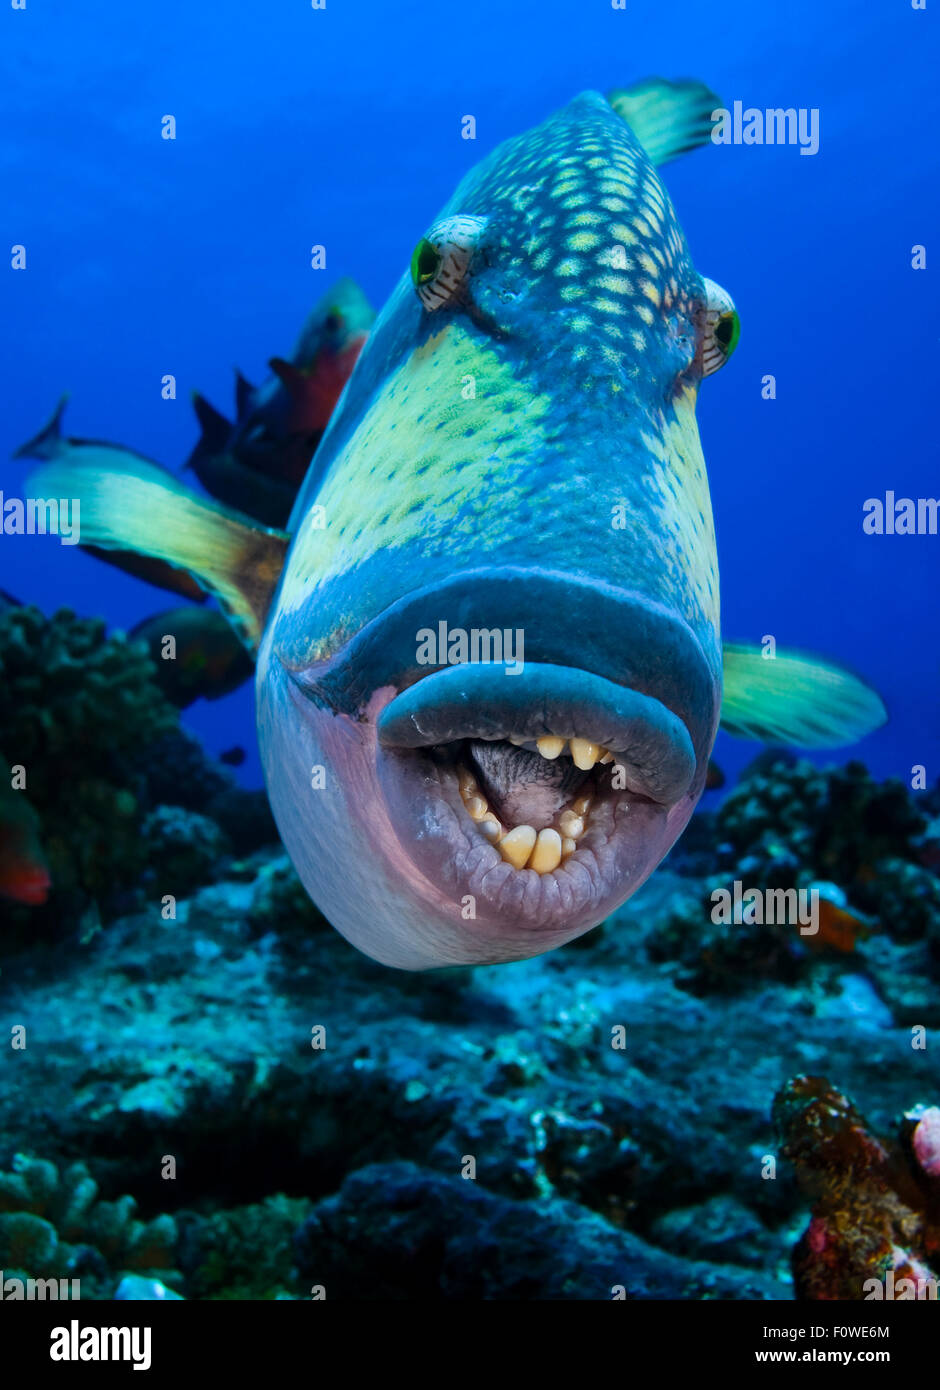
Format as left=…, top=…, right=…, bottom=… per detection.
left=410, top=238, right=442, bottom=287
left=700, top=277, right=740, bottom=376
left=409, top=214, right=488, bottom=310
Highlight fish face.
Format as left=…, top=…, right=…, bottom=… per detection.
left=258, top=91, right=735, bottom=969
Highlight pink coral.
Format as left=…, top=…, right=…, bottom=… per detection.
left=912, top=1108, right=940, bottom=1179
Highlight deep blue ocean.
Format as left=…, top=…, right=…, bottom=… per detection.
left=2, top=0, right=937, bottom=792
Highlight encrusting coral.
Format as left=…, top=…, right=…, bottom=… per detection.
left=773, top=1076, right=940, bottom=1300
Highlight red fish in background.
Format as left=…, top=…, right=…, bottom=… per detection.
left=186, top=278, right=374, bottom=525
left=0, top=778, right=50, bottom=906
left=805, top=881, right=874, bottom=954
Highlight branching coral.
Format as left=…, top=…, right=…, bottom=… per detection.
left=0, top=1154, right=180, bottom=1299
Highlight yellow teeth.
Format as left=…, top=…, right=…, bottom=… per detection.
left=569, top=738, right=602, bottom=770
left=528, top=828, right=562, bottom=873
left=499, top=825, right=537, bottom=869
left=455, top=736, right=607, bottom=873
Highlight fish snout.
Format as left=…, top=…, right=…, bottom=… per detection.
left=269, top=569, right=719, bottom=967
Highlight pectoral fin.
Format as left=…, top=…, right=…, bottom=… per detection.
left=721, top=643, right=887, bottom=748
left=26, top=455, right=287, bottom=652
left=607, top=78, right=721, bottom=166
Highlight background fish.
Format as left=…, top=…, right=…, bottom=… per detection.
left=14, top=400, right=209, bottom=603
left=185, top=280, right=374, bottom=526
left=25, top=79, right=886, bottom=970
left=128, top=607, right=254, bottom=708
left=0, top=777, right=51, bottom=906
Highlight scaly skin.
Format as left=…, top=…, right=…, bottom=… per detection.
left=258, top=90, right=726, bottom=969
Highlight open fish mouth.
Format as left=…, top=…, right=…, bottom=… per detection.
left=373, top=660, right=697, bottom=927
left=281, top=568, right=717, bottom=949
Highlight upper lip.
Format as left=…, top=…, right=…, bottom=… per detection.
left=375, top=660, right=696, bottom=806
left=283, top=565, right=718, bottom=769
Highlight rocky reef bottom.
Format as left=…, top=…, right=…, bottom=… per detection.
left=1, top=785, right=938, bottom=1299
left=1, top=609, right=938, bottom=1300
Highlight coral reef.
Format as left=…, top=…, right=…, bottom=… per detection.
left=0, top=1154, right=179, bottom=1300
left=773, top=1077, right=940, bottom=1300
left=653, top=755, right=940, bottom=1005
left=0, top=605, right=176, bottom=920
left=0, top=607, right=278, bottom=940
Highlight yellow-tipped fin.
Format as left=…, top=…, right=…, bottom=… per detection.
left=721, top=643, right=887, bottom=748
left=607, top=77, right=721, bottom=166
left=26, top=455, right=287, bottom=653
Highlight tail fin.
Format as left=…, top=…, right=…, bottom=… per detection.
left=14, top=395, right=70, bottom=461
left=26, top=454, right=288, bottom=651
left=607, top=78, right=720, bottom=166
left=721, top=643, right=888, bottom=748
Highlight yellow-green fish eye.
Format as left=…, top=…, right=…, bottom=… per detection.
left=410, top=238, right=441, bottom=287
left=700, top=277, right=739, bottom=376
left=714, top=308, right=740, bottom=358
left=410, top=214, right=488, bottom=310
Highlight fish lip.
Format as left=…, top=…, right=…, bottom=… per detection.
left=280, top=566, right=718, bottom=766
left=375, top=661, right=696, bottom=807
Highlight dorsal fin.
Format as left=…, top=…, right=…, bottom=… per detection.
left=26, top=454, right=288, bottom=652
left=607, top=78, right=720, bottom=166
left=13, top=394, right=70, bottom=460
left=191, top=391, right=233, bottom=453
left=269, top=356, right=308, bottom=396
left=234, top=370, right=255, bottom=420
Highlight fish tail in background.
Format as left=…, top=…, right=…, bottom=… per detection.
left=720, top=642, right=888, bottom=746
left=12, top=393, right=70, bottom=460
left=24, top=456, right=288, bottom=651
left=607, top=77, right=722, bottom=165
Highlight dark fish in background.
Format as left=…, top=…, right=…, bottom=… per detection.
left=13, top=398, right=209, bottom=602
left=0, top=778, right=51, bottom=906
left=185, top=394, right=299, bottom=529
left=704, top=759, right=725, bottom=790
left=219, top=745, right=246, bottom=767
left=128, top=606, right=254, bottom=708
left=185, top=279, right=374, bottom=526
